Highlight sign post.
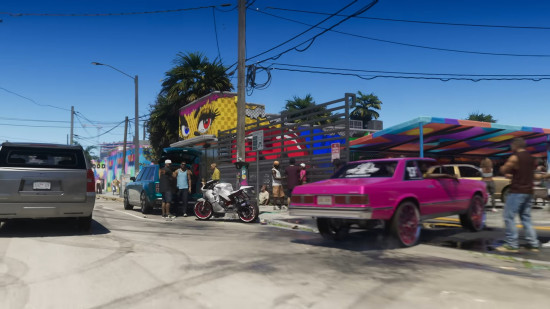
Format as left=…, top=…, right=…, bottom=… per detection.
left=331, top=143, right=341, bottom=161
left=251, top=131, right=264, bottom=200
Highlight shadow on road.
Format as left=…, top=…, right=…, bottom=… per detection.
left=0, top=218, right=110, bottom=238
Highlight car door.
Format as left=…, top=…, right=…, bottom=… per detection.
left=403, top=160, right=454, bottom=216
left=128, top=167, right=149, bottom=204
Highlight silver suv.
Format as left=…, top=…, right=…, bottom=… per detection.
left=0, top=142, right=96, bottom=230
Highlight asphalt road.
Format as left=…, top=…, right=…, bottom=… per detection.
left=1, top=199, right=550, bottom=309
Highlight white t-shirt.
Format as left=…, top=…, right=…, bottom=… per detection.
left=272, top=167, right=282, bottom=186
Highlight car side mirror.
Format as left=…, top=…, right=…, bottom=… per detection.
left=130, top=177, right=136, bottom=182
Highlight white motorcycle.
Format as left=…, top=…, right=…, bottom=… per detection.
left=194, top=180, right=259, bottom=223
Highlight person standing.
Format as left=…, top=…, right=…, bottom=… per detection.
left=112, top=178, right=120, bottom=195
left=210, top=163, right=220, bottom=181
left=271, top=161, right=284, bottom=210
left=480, top=157, right=497, bottom=212
left=174, top=162, right=192, bottom=217
left=496, top=138, right=550, bottom=253
left=96, top=178, right=102, bottom=194
left=285, top=158, right=300, bottom=206
left=159, top=159, right=175, bottom=219
left=299, top=163, right=307, bottom=185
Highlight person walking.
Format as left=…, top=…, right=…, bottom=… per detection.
left=112, top=178, right=120, bottom=195
left=210, top=163, right=220, bottom=181
left=174, top=162, right=192, bottom=217
left=299, top=163, right=307, bottom=185
left=480, top=157, right=497, bottom=212
left=496, top=138, right=550, bottom=253
left=96, top=178, right=102, bottom=194
left=271, top=161, right=284, bottom=210
left=284, top=158, right=300, bottom=206
left=159, top=159, right=175, bottom=219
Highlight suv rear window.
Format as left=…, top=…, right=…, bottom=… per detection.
left=0, top=147, right=86, bottom=169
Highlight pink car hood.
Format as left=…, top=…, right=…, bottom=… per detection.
left=292, top=178, right=392, bottom=195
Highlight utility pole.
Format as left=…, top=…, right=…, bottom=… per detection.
left=134, top=75, right=140, bottom=175
left=122, top=116, right=128, bottom=174
left=236, top=0, right=246, bottom=163
left=70, top=106, right=74, bottom=145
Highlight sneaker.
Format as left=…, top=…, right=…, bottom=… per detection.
left=491, top=208, right=498, bottom=213
left=525, top=245, right=540, bottom=253
left=495, top=245, right=519, bottom=253
left=162, top=214, right=167, bottom=218
left=273, top=206, right=278, bottom=210
left=541, top=241, right=550, bottom=248
left=169, top=214, right=176, bottom=219
left=183, top=213, right=188, bottom=217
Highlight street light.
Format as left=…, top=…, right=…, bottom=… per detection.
left=91, top=61, right=140, bottom=176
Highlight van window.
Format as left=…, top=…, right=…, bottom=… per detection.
left=0, top=147, right=85, bottom=169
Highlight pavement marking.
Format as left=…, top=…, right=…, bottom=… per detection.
left=434, top=217, right=460, bottom=222
left=97, top=206, right=149, bottom=220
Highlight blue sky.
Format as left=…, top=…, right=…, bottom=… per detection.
left=1, top=0, right=549, bottom=150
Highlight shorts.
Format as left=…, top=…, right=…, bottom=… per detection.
left=161, top=192, right=173, bottom=203
left=272, top=185, right=284, bottom=198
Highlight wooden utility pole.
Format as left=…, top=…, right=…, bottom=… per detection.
left=70, top=106, right=74, bottom=145
left=236, top=0, right=246, bottom=163
left=122, top=116, right=128, bottom=174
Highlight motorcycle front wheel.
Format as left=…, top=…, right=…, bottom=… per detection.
left=194, top=201, right=213, bottom=220
left=238, top=202, right=259, bottom=223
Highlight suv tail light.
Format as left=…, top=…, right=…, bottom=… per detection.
left=87, top=168, right=95, bottom=192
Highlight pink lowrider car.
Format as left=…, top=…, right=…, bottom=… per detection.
left=289, top=158, right=488, bottom=247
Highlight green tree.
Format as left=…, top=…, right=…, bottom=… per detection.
left=350, top=91, right=382, bottom=128
left=466, top=112, right=497, bottom=123
left=282, top=94, right=333, bottom=125
left=73, top=142, right=99, bottom=162
left=146, top=52, right=233, bottom=160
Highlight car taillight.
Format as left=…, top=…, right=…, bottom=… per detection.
left=290, top=195, right=314, bottom=204
left=334, top=195, right=369, bottom=205
left=87, top=169, right=95, bottom=193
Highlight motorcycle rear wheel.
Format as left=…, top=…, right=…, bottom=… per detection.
left=238, top=202, right=259, bottom=223
left=194, top=201, right=213, bottom=220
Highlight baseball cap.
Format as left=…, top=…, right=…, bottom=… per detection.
left=165, top=159, right=172, bottom=164
left=300, top=163, right=306, bottom=167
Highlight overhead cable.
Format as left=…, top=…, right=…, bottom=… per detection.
left=254, top=9, right=550, bottom=58
left=265, top=7, right=550, bottom=30
left=0, top=86, right=71, bottom=111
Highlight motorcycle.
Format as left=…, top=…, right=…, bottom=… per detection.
left=194, top=180, right=259, bottom=223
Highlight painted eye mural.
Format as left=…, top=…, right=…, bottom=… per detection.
left=180, top=117, right=190, bottom=137
left=197, top=108, right=220, bottom=133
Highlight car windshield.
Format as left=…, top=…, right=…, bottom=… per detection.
left=332, top=161, right=398, bottom=178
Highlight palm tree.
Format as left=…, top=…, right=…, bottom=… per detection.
left=147, top=52, right=233, bottom=159
left=283, top=94, right=333, bottom=125
left=160, top=52, right=233, bottom=105
left=350, top=91, right=382, bottom=128
left=466, top=112, right=497, bottom=123
left=73, top=142, right=98, bottom=162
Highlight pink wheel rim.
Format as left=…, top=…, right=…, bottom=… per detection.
left=398, top=204, right=420, bottom=246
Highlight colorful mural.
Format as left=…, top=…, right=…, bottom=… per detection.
left=178, top=92, right=269, bottom=139
left=92, top=146, right=152, bottom=192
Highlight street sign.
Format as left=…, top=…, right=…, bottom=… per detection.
left=331, top=143, right=340, bottom=160
left=252, top=131, right=264, bottom=151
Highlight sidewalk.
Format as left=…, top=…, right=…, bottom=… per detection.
left=95, top=193, right=315, bottom=231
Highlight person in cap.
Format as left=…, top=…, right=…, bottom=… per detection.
left=271, top=160, right=284, bottom=209
left=159, top=159, right=175, bottom=219
left=299, top=163, right=307, bottom=185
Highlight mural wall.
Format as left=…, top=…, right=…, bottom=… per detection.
left=92, top=146, right=152, bottom=192
left=179, top=92, right=269, bottom=139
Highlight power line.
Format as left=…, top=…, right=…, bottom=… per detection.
left=271, top=62, right=550, bottom=77
left=265, top=7, right=550, bottom=30
left=0, top=86, right=71, bottom=111
left=0, top=123, right=70, bottom=128
left=212, top=7, right=222, bottom=61
left=253, top=9, right=550, bottom=58
left=248, top=0, right=380, bottom=70
left=0, top=4, right=229, bottom=17
left=269, top=66, right=550, bottom=82
left=0, top=116, right=70, bottom=123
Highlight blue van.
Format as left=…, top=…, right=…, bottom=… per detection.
left=123, top=147, right=202, bottom=214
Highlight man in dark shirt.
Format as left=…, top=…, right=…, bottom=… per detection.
left=159, top=159, right=175, bottom=219
left=285, top=158, right=301, bottom=207
left=496, top=138, right=550, bottom=253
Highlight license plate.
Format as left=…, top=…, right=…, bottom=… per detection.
left=317, top=196, right=332, bottom=205
left=33, top=182, right=51, bottom=190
